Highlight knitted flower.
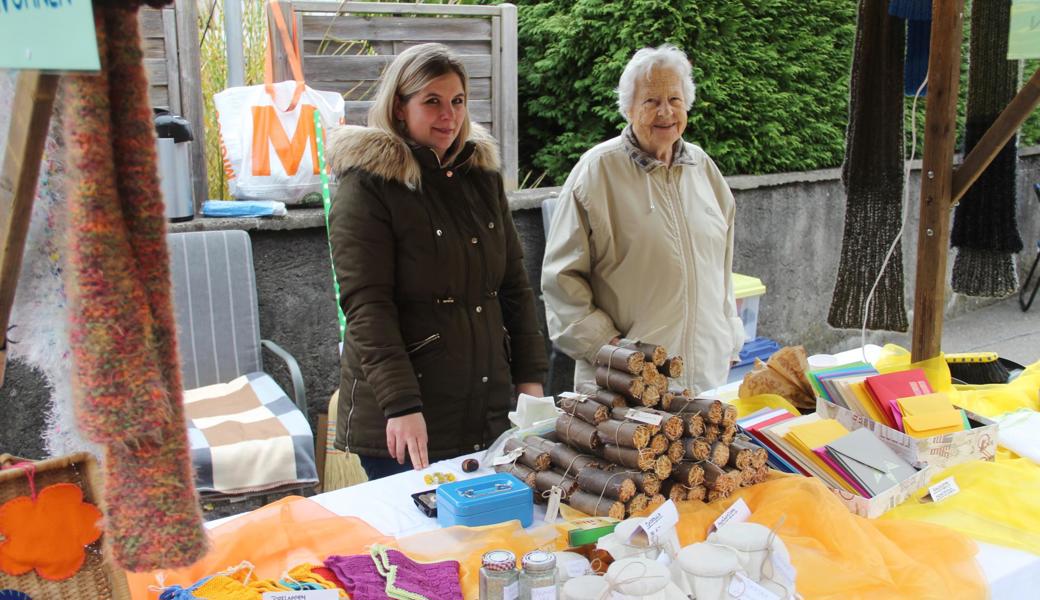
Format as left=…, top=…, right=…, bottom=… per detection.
left=0, top=483, right=103, bottom=580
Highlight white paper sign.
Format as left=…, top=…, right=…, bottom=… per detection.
left=263, top=590, right=340, bottom=600
left=503, top=581, right=519, bottom=600
left=531, top=585, right=558, bottom=600
left=927, top=477, right=960, bottom=503
left=625, top=409, right=664, bottom=426
left=493, top=448, right=524, bottom=466
left=711, top=497, right=752, bottom=533
left=631, top=499, right=679, bottom=545
left=727, top=573, right=781, bottom=600
left=545, top=486, right=563, bottom=522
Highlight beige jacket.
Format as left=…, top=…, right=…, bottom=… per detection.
left=542, top=129, right=744, bottom=394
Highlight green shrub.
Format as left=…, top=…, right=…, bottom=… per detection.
left=506, top=0, right=857, bottom=183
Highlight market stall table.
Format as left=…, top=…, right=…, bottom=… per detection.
left=208, top=449, right=1040, bottom=598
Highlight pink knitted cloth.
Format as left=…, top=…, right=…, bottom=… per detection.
left=324, top=550, right=462, bottom=600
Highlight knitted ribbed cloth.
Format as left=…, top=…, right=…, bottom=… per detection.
left=951, top=0, right=1023, bottom=298
left=828, top=0, right=909, bottom=332
left=62, top=4, right=206, bottom=570
left=325, top=548, right=462, bottom=600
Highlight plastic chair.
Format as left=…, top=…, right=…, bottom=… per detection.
left=1021, top=186, right=1040, bottom=312
left=167, top=230, right=312, bottom=503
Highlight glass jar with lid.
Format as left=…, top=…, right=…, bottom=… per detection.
left=480, top=550, right=519, bottom=600
left=519, top=550, right=559, bottom=599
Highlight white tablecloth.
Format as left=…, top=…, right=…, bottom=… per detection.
left=209, top=451, right=1039, bottom=598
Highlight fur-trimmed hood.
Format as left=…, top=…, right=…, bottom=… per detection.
left=326, top=122, right=501, bottom=189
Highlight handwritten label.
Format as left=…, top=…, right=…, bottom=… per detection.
left=631, top=499, right=679, bottom=545
left=503, top=581, right=519, bottom=600
left=927, top=477, right=960, bottom=503
left=530, top=585, right=557, bottom=600
left=544, top=486, right=563, bottom=522
left=492, top=448, right=524, bottom=466
left=727, top=573, right=781, bottom=600
left=711, top=497, right=751, bottom=533
left=625, top=409, right=663, bottom=427
left=564, top=557, right=588, bottom=578
left=0, top=0, right=100, bottom=71
left=263, top=590, right=340, bottom=600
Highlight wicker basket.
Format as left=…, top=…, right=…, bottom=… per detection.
left=0, top=452, right=131, bottom=600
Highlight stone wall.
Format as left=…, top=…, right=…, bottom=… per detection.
left=3, top=151, right=1039, bottom=457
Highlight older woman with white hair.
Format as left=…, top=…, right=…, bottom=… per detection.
left=542, top=44, right=744, bottom=394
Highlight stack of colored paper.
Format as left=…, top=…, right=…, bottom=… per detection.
left=738, top=413, right=918, bottom=498
left=811, top=365, right=971, bottom=438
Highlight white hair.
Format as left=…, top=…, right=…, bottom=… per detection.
left=616, top=44, right=696, bottom=121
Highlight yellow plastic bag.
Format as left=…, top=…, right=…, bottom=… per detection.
left=874, top=344, right=955, bottom=392
left=883, top=456, right=1040, bottom=555
left=671, top=476, right=985, bottom=600
left=729, top=393, right=800, bottom=419
left=953, top=359, right=1040, bottom=417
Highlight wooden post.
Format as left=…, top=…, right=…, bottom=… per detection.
left=268, top=0, right=299, bottom=85
left=911, top=0, right=965, bottom=362
left=174, top=0, right=209, bottom=208
left=0, top=71, right=59, bottom=387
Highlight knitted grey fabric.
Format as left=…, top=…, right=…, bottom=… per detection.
left=951, top=0, right=1023, bottom=298
left=828, top=0, right=909, bottom=332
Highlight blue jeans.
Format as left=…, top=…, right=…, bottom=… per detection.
left=359, top=455, right=414, bottom=481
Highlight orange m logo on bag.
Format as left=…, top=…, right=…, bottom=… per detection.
left=251, top=104, right=319, bottom=177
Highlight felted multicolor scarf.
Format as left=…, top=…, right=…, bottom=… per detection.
left=62, top=0, right=207, bottom=571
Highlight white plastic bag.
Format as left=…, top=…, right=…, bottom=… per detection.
left=213, top=0, right=344, bottom=203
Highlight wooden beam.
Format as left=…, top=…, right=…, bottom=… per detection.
left=911, top=0, right=965, bottom=362
left=0, top=71, right=59, bottom=387
left=952, top=66, right=1040, bottom=205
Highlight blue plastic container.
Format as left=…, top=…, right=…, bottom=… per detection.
left=436, top=473, right=533, bottom=528
left=727, top=337, right=782, bottom=383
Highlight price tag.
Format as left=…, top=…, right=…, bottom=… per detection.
left=625, top=409, right=664, bottom=427
left=503, top=581, right=519, bottom=600
left=492, top=448, right=524, bottom=466
left=530, top=586, right=557, bottom=600
left=630, top=499, right=679, bottom=545
left=544, top=485, right=563, bottom=522
left=711, top=497, right=751, bottom=533
left=727, top=573, right=781, bottom=600
left=559, top=391, right=588, bottom=403
left=655, top=551, right=673, bottom=567
left=926, top=477, right=960, bottom=503
left=263, top=591, right=340, bottom=600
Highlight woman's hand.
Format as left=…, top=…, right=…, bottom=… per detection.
left=386, top=413, right=429, bottom=469
left=516, top=382, right=545, bottom=397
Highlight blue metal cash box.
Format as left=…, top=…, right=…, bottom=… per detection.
left=436, top=473, right=533, bottom=528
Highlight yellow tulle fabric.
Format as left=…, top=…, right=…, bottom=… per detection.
left=884, top=456, right=1040, bottom=555
left=669, top=476, right=986, bottom=600
left=730, top=393, right=800, bottom=418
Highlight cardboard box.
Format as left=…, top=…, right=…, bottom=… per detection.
left=816, top=398, right=998, bottom=470
left=829, top=464, right=933, bottom=519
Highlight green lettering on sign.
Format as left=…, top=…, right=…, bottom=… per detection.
left=0, top=0, right=99, bottom=71
left=1010, top=0, right=1040, bottom=60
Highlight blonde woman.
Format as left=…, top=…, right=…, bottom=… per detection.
left=326, top=44, right=547, bottom=480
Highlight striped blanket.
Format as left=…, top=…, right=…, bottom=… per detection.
left=184, top=372, right=317, bottom=496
